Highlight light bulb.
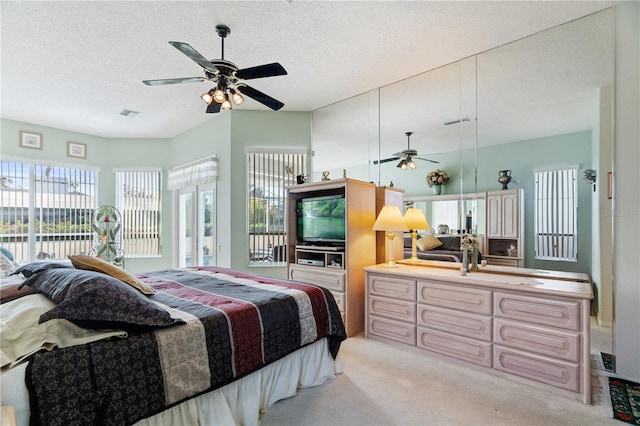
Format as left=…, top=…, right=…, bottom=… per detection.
left=231, top=90, right=244, bottom=105
left=222, top=98, right=232, bottom=110
left=213, top=88, right=226, bottom=104
left=200, top=89, right=214, bottom=105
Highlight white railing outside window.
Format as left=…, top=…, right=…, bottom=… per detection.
left=0, top=160, right=97, bottom=262
left=247, top=149, right=307, bottom=266
left=115, top=169, right=162, bottom=257
left=534, top=167, right=578, bottom=261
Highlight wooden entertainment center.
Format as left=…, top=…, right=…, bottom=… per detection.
left=364, top=262, right=593, bottom=403
left=286, top=178, right=377, bottom=337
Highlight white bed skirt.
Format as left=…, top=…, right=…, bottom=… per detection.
left=1, top=338, right=342, bottom=426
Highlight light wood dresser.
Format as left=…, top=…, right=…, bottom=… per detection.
left=364, top=261, right=593, bottom=403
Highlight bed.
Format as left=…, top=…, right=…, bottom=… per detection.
left=402, top=234, right=483, bottom=263
left=0, top=260, right=346, bottom=426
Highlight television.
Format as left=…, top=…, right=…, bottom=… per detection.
left=296, top=194, right=346, bottom=245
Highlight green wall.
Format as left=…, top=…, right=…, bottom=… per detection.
left=1, top=111, right=311, bottom=276
left=476, top=131, right=593, bottom=275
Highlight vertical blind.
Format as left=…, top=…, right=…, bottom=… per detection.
left=0, top=160, right=97, bottom=262
left=247, top=150, right=307, bottom=265
left=534, top=167, right=578, bottom=261
left=115, top=169, right=162, bottom=257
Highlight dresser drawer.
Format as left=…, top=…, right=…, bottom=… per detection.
left=494, top=292, right=581, bottom=331
left=494, top=346, right=580, bottom=392
left=494, top=318, right=580, bottom=362
left=417, top=305, right=492, bottom=342
left=331, top=291, right=345, bottom=313
left=417, top=327, right=492, bottom=367
left=289, top=266, right=345, bottom=292
left=369, top=295, right=416, bottom=323
left=368, top=316, right=416, bottom=345
left=368, top=275, right=416, bottom=301
left=417, top=281, right=492, bottom=315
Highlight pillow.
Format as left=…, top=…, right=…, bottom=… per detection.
left=440, top=236, right=462, bottom=251
left=20, top=268, right=182, bottom=331
left=12, top=261, right=73, bottom=278
left=416, top=234, right=443, bottom=251
left=67, top=255, right=154, bottom=295
left=0, top=283, right=38, bottom=304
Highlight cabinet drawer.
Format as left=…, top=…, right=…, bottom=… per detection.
left=417, top=281, right=492, bottom=315
left=494, top=318, right=580, bottom=362
left=494, top=292, right=580, bottom=331
left=369, top=295, right=415, bottom=323
left=368, top=316, right=416, bottom=345
left=494, top=346, right=580, bottom=392
left=417, top=327, right=491, bottom=367
left=368, top=275, right=416, bottom=301
left=331, top=291, right=345, bottom=313
left=417, top=305, right=492, bottom=342
left=289, top=266, right=345, bottom=292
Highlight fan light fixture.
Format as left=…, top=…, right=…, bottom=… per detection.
left=230, top=89, right=244, bottom=105
left=144, top=24, right=287, bottom=114
left=201, top=89, right=215, bottom=105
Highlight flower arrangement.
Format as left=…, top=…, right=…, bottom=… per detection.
left=426, top=169, right=450, bottom=187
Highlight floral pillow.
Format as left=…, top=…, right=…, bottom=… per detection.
left=20, top=268, right=182, bottom=331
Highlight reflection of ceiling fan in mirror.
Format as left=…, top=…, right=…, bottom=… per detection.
left=143, top=24, right=287, bottom=113
left=374, top=131, right=440, bottom=169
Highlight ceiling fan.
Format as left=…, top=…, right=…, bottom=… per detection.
left=374, top=132, right=440, bottom=169
left=143, top=24, right=287, bottom=113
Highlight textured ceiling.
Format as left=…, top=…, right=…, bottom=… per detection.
left=1, top=1, right=615, bottom=140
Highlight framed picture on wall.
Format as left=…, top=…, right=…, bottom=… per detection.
left=20, top=131, right=43, bottom=149
left=67, top=141, right=87, bottom=159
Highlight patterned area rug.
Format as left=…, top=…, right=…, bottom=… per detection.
left=602, top=352, right=616, bottom=372
left=609, top=377, right=640, bottom=425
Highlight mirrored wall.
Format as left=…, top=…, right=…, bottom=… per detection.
left=311, top=9, right=614, bottom=360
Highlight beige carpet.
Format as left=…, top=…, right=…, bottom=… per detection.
left=260, top=335, right=617, bottom=426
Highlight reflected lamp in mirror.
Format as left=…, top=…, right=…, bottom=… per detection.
left=373, top=206, right=408, bottom=268
left=403, top=207, right=431, bottom=263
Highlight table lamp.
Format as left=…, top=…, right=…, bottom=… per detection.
left=403, top=207, right=431, bottom=263
left=373, top=205, right=408, bottom=267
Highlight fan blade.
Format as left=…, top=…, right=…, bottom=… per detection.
left=238, top=85, right=284, bottom=110
left=373, top=157, right=400, bottom=165
left=415, top=157, right=440, bottom=164
left=206, top=102, right=222, bottom=114
left=143, top=77, right=206, bottom=86
left=169, top=41, right=219, bottom=74
left=236, top=63, right=287, bottom=80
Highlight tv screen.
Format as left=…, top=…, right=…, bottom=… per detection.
left=297, top=195, right=346, bottom=244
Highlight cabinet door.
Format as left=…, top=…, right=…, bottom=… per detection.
left=487, top=195, right=502, bottom=238
left=501, top=192, right=519, bottom=238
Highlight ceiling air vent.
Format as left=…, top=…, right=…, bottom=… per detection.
left=120, top=109, right=140, bottom=118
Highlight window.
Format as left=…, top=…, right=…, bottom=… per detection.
left=534, top=167, right=578, bottom=261
left=0, top=160, right=96, bottom=262
left=247, top=149, right=307, bottom=265
left=115, top=169, right=162, bottom=257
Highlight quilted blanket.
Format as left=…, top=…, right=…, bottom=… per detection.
left=25, top=267, right=346, bottom=426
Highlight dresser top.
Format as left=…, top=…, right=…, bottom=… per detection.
left=364, top=263, right=593, bottom=300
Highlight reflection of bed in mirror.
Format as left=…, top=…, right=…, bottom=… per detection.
left=403, top=233, right=483, bottom=263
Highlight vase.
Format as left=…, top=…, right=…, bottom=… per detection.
left=432, top=185, right=442, bottom=195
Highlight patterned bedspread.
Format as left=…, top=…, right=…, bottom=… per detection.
left=25, top=267, right=346, bottom=426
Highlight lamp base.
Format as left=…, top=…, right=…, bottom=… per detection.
left=407, top=256, right=420, bottom=263
left=382, top=260, right=399, bottom=268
